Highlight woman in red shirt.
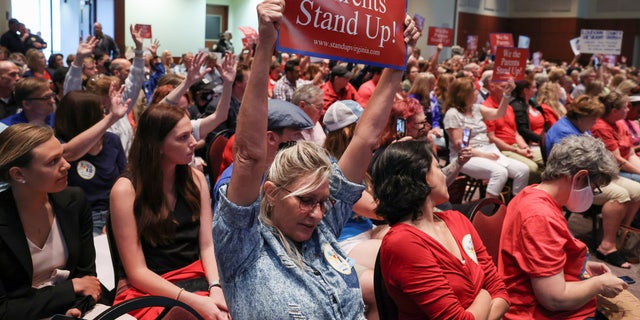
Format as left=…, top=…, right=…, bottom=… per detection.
left=591, top=91, right=640, bottom=183
left=371, top=140, right=509, bottom=320
left=499, top=135, right=627, bottom=319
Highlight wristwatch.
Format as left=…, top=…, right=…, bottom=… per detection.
left=208, top=280, right=222, bottom=290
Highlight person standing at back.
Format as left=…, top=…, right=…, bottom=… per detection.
left=93, top=22, right=120, bottom=59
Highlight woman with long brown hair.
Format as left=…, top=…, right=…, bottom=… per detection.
left=110, top=104, right=229, bottom=319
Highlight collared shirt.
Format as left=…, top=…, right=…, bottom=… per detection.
left=213, top=163, right=366, bottom=320
left=544, top=116, right=587, bottom=156
left=0, top=111, right=54, bottom=127
left=273, top=76, right=312, bottom=102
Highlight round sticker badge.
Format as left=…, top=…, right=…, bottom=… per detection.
left=76, top=160, right=96, bottom=180
left=323, top=243, right=352, bottom=275
left=462, top=234, right=478, bottom=264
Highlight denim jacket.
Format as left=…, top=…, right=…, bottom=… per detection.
left=214, top=164, right=366, bottom=320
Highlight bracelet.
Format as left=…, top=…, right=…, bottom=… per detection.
left=176, top=288, right=185, bottom=301
left=208, top=280, right=222, bottom=290
left=164, top=96, right=179, bottom=106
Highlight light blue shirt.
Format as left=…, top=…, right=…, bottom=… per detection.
left=213, top=163, right=366, bottom=320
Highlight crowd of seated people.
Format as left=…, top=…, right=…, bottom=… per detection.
left=1, top=0, right=640, bottom=318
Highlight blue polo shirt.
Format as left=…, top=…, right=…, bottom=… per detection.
left=0, top=112, right=55, bottom=127
left=544, top=116, right=589, bottom=156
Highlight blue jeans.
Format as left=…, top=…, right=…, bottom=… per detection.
left=619, top=171, right=640, bottom=183
left=92, top=209, right=109, bottom=236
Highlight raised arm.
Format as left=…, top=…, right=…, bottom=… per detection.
left=338, top=16, right=420, bottom=183
left=162, top=51, right=211, bottom=106
left=122, top=25, right=145, bottom=114
left=427, top=43, right=443, bottom=75
left=63, top=36, right=98, bottom=94
left=62, top=82, right=130, bottom=161
left=197, top=52, right=237, bottom=137
left=227, top=0, right=282, bottom=206
left=480, top=79, right=515, bottom=121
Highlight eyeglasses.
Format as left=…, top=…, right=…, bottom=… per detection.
left=592, top=185, right=603, bottom=195
left=26, top=93, right=56, bottom=101
left=281, top=186, right=336, bottom=213
left=413, top=120, right=429, bottom=129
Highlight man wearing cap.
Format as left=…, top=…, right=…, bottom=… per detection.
left=212, top=99, right=313, bottom=203
left=273, top=59, right=311, bottom=102
left=292, top=84, right=325, bottom=146
left=0, top=19, right=25, bottom=54
left=188, top=79, right=217, bottom=120
left=322, top=64, right=363, bottom=114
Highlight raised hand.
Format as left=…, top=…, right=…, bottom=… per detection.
left=256, top=0, right=285, bottom=46
left=130, top=24, right=143, bottom=50
left=76, top=36, right=99, bottom=59
left=148, top=39, right=161, bottom=57
left=403, top=15, right=421, bottom=60
left=501, top=78, right=515, bottom=95
left=108, top=81, right=131, bottom=120
left=217, top=52, right=238, bottom=84
left=185, top=51, right=211, bottom=86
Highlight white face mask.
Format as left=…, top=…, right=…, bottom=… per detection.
left=565, top=174, right=593, bottom=213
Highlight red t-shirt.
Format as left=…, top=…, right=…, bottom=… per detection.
left=528, top=107, right=545, bottom=136
left=591, top=118, right=633, bottom=159
left=380, top=210, right=509, bottom=320
left=357, top=79, right=376, bottom=108
left=499, top=186, right=595, bottom=320
left=217, top=134, right=235, bottom=181
left=321, top=81, right=363, bottom=113
left=539, top=103, right=560, bottom=128
left=483, top=96, right=518, bottom=145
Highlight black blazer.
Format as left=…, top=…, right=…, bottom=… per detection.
left=0, top=187, right=97, bottom=319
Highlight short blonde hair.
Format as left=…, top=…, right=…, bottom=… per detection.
left=260, top=141, right=333, bottom=267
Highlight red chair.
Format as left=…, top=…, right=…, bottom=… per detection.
left=468, top=197, right=507, bottom=265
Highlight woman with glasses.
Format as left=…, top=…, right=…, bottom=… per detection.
left=212, top=1, right=420, bottom=318
left=499, top=135, right=627, bottom=319
left=109, top=103, right=229, bottom=319
left=545, top=95, right=640, bottom=268
left=0, top=78, right=128, bottom=168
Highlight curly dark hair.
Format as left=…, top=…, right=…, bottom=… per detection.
left=371, top=140, right=434, bottom=225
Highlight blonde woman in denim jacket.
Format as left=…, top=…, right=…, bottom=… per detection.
left=213, top=1, right=421, bottom=318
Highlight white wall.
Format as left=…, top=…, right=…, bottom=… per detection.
left=458, top=0, right=509, bottom=17
left=59, top=0, right=81, bottom=58
left=409, top=0, right=456, bottom=63
left=0, top=1, right=11, bottom=34
left=124, top=0, right=207, bottom=56
left=96, top=0, right=115, bottom=38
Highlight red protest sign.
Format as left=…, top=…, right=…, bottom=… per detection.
left=489, top=33, right=513, bottom=53
left=238, top=26, right=258, bottom=41
left=467, top=35, right=478, bottom=51
left=427, top=27, right=454, bottom=47
left=278, top=0, right=406, bottom=70
left=493, top=47, right=528, bottom=82
left=603, top=55, right=617, bottom=66
left=134, top=24, right=152, bottom=39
